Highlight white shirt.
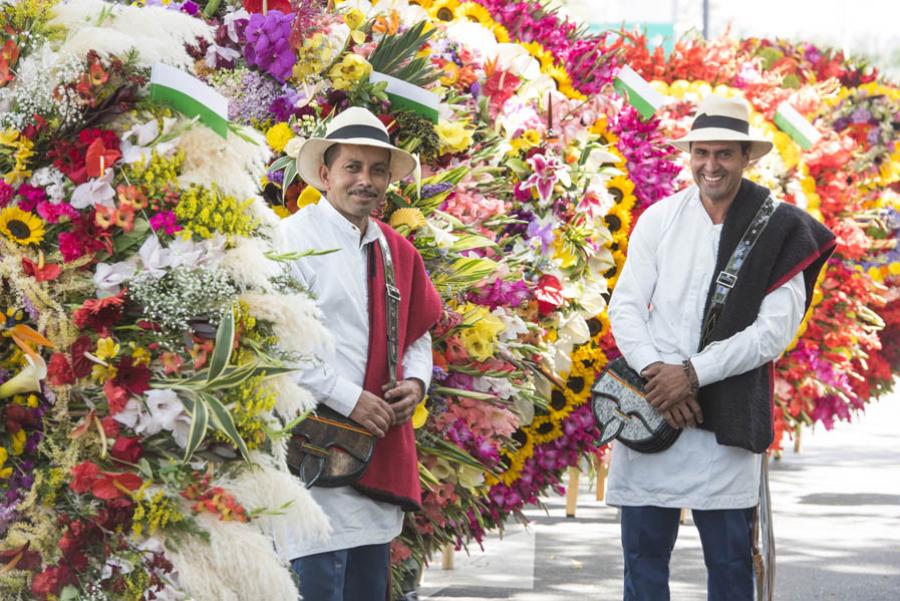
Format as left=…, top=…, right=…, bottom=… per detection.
left=606, top=186, right=806, bottom=509
left=274, top=199, right=433, bottom=558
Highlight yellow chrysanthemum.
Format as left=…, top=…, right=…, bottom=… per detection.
left=389, top=207, right=427, bottom=233
left=265, top=122, right=294, bottom=153
left=429, top=0, right=460, bottom=21
left=0, top=206, right=45, bottom=246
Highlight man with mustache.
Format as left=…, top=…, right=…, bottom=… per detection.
left=275, top=107, right=442, bottom=601
left=607, top=95, right=835, bottom=600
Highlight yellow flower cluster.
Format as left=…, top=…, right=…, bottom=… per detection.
left=227, top=375, right=277, bottom=449
left=174, top=184, right=258, bottom=240
left=0, top=129, right=35, bottom=184
left=509, top=129, right=541, bottom=154
left=124, top=150, right=185, bottom=197
left=329, top=53, right=372, bottom=91
left=265, top=122, right=294, bottom=153
left=131, top=489, right=184, bottom=537
left=0, top=448, right=12, bottom=478
left=457, top=303, right=505, bottom=362
left=435, top=120, right=474, bottom=155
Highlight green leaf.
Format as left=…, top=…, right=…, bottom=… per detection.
left=449, top=234, right=497, bottom=253
left=202, top=393, right=252, bottom=461
left=269, top=155, right=294, bottom=171
left=207, top=305, right=235, bottom=383
left=112, top=218, right=151, bottom=254
left=183, top=396, right=209, bottom=462
left=264, top=248, right=341, bottom=262
left=368, top=21, right=439, bottom=86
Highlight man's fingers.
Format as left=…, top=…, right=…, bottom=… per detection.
left=661, top=410, right=679, bottom=429
left=686, top=396, right=704, bottom=425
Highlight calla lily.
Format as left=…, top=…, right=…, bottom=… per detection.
left=0, top=353, right=47, bottom=399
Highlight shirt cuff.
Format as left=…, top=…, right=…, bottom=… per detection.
left=324, top=377, right=363, bottom=417
left=689, top=351, right=719, bottom=388
left=627, top=345, right=663, bottom=375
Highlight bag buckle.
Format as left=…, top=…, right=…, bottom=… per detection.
left=716, top=271, right=737, bottom=289
left=386, top=284, right=402, bottom=302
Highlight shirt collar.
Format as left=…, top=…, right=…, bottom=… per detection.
left=319, top=197, right=379, bottom=246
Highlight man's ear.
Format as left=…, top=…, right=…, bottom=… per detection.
left=318, top=163, right=330, bottom=190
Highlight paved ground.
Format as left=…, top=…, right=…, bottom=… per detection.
left=421, top=392, right=900, bottom=600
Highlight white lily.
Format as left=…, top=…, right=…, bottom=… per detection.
left=69, top=168, right=116, bottom=210
left=93, top=259, right=138, bottom=297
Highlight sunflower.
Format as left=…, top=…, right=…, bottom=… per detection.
left=603, top=201, right=633, bottom=246
left=0, top=206, right=45, bottom=246
left=409, top=0, right=434, bottom=8
left=606, top=175, right=636, bottom=208
left=604, top=249, right=627, bottom=291
left=497, top=434, right=535, bottom=485
left=520, top=41, right=555, bottom=72
left=587, top=311, right=611, bottom=345
left=589, top=116, right=619, bottom=146
left=527, top=415, right=563, bottom=445
left=548, top=385, right=574, bottom=421
left=458, top=2, right=492, bottom=25
left=429, top=0, right=460, bottom=21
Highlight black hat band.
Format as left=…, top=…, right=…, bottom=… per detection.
left=691, top=113, right=749, bottom=134
left=326, top=124, right=391, bottom=145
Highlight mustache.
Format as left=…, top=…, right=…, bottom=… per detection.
left=350, top=187, right=378, bottom=197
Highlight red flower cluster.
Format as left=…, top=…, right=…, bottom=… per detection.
left=69, top=460, right=143, bottom=500
left=73, top=291, right=126, bottom=334
left=47, top=128, right=121, bottom=184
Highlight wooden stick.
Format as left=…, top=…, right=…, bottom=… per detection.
left=565, top=466, right=580, bottom=517
left=441, top=543, right=454, bottom=570
left=595, top=455, right=608, bottom=501
left=793, top=424, right=802, bottom=453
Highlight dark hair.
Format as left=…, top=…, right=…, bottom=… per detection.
left=689, top=140, right=753, bottom=156
left=323, top=143, right=341, bottom=168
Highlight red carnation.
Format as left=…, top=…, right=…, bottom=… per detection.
left=103, top=379, right=130, bottom=415
left=73, top=291, right=125, bottom=333
left=31, top=565, right=72, bottom=599
left=47, top=353, right=75, bottom=386
left=101, top=415, right=120, bottom=438
left=110, top=436, right=143, bottom=464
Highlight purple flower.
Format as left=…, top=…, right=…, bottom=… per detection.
left=243, top=11, right=297, bottom=82
left=526, top=218, right=554, bottom=254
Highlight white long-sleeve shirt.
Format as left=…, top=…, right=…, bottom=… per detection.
left=274, top=199, right=433, bottom=558
left=606, top=186, right=805, bottom=509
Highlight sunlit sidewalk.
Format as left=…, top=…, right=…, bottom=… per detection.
left=421, top=392, right=900, bottom=600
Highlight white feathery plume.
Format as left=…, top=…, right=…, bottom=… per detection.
left=246, top=195, right=282, bottom=232
left=163, top=513, right=299, bottom=601
left=269, top=373, right=317, bottom=419
left=217, top=455, right=331, bottom=562
left=239, top=292, right=333, bottom=358
left=177, top=125, right=270, bottom=201
left=52, top=0, right=212, bottom=69
left=221, top=236, right=281, bottom=292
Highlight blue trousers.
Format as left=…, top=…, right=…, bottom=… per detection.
left=291, top=543, right=389, bottom=601
left=621, top=505, right=755, bottom=601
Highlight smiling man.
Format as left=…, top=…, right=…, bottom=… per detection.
left=606, top=95, right=836, bottom=601
left=275, top=107, right=442, bottom=601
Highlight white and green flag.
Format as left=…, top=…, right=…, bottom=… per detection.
left=774, top=101, right=821, bottom=150
left=370, top=71, right=440, bottom=123
left=613, top=65, right=665, bottom=120
left=150, top=63, right=229, bottom=138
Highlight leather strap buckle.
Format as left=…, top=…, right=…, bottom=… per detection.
left=386, top=284, right=402, bottom=302
left=716, top=271, right=737, bottom=289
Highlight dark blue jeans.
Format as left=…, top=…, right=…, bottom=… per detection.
left=621, top=505, right=755, bottom=601
left=291, top=543, right=390, bottom=601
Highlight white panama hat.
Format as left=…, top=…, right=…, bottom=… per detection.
left=294, top=106, right=418, bottom=191
left=669, top=95, right=773, bottom=160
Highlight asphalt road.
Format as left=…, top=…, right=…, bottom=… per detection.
left=421, top=392, right=900, bottom=600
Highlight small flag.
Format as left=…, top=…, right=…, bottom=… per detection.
left=774, top=102, right=821, bottom=150
left=369, top=71, right=440, bottom=123
left=613, top=65, right=665, bottom=120
left=150, top=63, right=229, bottom=138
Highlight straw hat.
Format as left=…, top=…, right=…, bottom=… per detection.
left=669, top=95, right=773, bottom=160
left=294, top=107, right=417, bottom=190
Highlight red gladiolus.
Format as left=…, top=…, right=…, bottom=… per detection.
left=91, top=471, right=143, bottom=500
left=69, top=461, right=101, bottom=494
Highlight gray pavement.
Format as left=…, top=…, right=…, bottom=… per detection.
left=421, top=392, right=900, bottom=600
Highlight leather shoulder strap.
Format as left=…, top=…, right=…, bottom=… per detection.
left=375, top=226, right=401, bottom=387
left=699, top=194, right=777, bottom=349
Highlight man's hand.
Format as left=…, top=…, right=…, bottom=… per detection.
left=349, top=391, right=394, bottom=438
left=660, top=395, right=704, bottom=429
left=643, top=363, right=693, bottom=411
left=382, top=379, right=425, bottom=425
